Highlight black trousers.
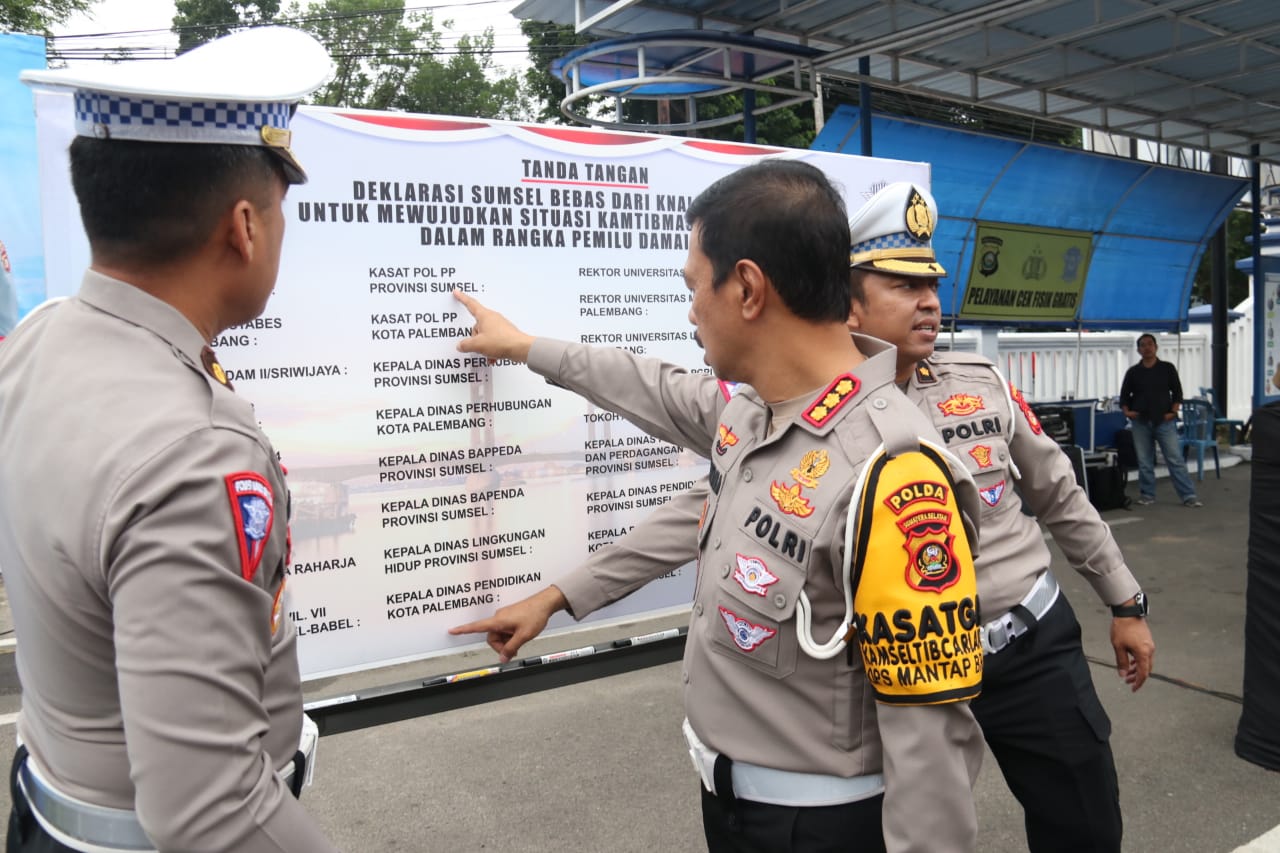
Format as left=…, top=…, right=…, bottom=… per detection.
left=973, top=593, right=1123, bottom=853
left=7, top=747, right=77, bottom=853
left=699, top=756, right=886, bottom=853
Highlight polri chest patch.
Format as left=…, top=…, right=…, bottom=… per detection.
left=742, top=502, right=811, bottom=569
left=226, top=472, right=275, bottom=582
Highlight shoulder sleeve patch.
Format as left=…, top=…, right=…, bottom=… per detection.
left=225, top=472, right=275, bottom=582
left=1008, top=382, right=1043, bottom=435
left=850, top=446, right=982, bottom=705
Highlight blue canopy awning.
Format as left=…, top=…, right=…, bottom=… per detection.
left=813, top=106, right=1250, bottom=331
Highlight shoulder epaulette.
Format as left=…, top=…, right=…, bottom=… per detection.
left=803, top=374, right=860, bottom=428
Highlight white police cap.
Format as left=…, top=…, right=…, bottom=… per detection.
left=848, top=181, right=947, bottom=278
left=20, top=27, right=333, bottom=184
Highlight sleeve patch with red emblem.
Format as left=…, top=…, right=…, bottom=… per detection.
left=1008, top=382, right=1043, bottom=434
left=225, top=472, right=275, bottom=582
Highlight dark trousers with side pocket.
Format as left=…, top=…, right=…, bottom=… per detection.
left=974, top=593, right=1122, bottom=853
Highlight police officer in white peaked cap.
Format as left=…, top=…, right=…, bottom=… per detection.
left=847, top=181, right=1153, bottom=852
left=3, top=27, right=341, bottom=853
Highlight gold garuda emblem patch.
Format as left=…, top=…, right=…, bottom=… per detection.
left=790, top=449, right=830, bottom=489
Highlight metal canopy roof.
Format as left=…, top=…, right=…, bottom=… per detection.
left=513, top=0, right=1280, bottom=165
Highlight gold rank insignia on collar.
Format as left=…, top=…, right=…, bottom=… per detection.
left=914, top=362, right=938, bottom=385
left=201, top=346, right=234, bottom=390
left=803, top=374, right=861, bottom=428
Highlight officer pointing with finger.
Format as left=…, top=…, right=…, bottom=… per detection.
left=2, top=29, right=341, bottom=853
left=453, top=160, right=987, bottom=853
left=452, top=180, right=1152, bottom=853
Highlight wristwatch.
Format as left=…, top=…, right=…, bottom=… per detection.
left=1110, top=591, right=1148, bottom=618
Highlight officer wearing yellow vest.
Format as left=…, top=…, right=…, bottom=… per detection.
left=453, top=160, right=986, bottom=853
left=2, top=29, right=340, bottom=853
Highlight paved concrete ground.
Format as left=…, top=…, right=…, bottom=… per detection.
left=0, top=458, right=1277, bottom=851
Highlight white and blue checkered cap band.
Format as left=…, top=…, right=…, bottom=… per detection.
left=73, top=91, right=292, bottom=144
left=852, top=230, right=928, bottom=256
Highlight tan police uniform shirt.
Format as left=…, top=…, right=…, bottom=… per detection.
left=557, top=350, right=1140, bottom=625
left=908, top=353, right=1139, bottom=616
left=0, top=272, right=339, bottom=853
left=529, top=335, right=984, bottom=853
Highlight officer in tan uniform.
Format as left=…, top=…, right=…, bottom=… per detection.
left=454, top=160, right=986, bottom=853
left=846, top=182, right=1152, bottom=853
left=1, top=29, right=340, bottom=853
left=459, top=181, right=1153, bottom=852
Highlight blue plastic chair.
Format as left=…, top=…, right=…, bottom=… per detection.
left=1199, top=386, right=1245, bottom=444
left=1179, top=399, right=1221, bottom=481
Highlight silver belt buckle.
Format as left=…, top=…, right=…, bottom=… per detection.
left=980, top=612, right=1020, bottom=654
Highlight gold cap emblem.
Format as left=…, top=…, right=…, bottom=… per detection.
left=905, top=189, right=935, bottom=241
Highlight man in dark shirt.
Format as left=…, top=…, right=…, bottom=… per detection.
left=1119, top=333, right=1202, bottom=507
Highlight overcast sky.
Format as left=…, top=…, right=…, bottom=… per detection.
left=51, top=0, right=531, bottom=71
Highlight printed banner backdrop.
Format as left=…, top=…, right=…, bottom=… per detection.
left=33, top=101, right=927, bottom=678
left=0, top=34, right=47, bottom=335
left=959, top=222, right=1093, bottom=323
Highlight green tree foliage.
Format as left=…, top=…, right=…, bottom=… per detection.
left=170, top=0, right=527, bottom=116
left=1193, top=209, right=1253, bottom=308
left=284, top=0, right=427, bottom=110
left=1, top=0, right=95, bottom=34
left=520, top=19, right=594, bottom=124
left=172, top=0, right=279, bottom=54
left=397, top=28, right=527, bottom=120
